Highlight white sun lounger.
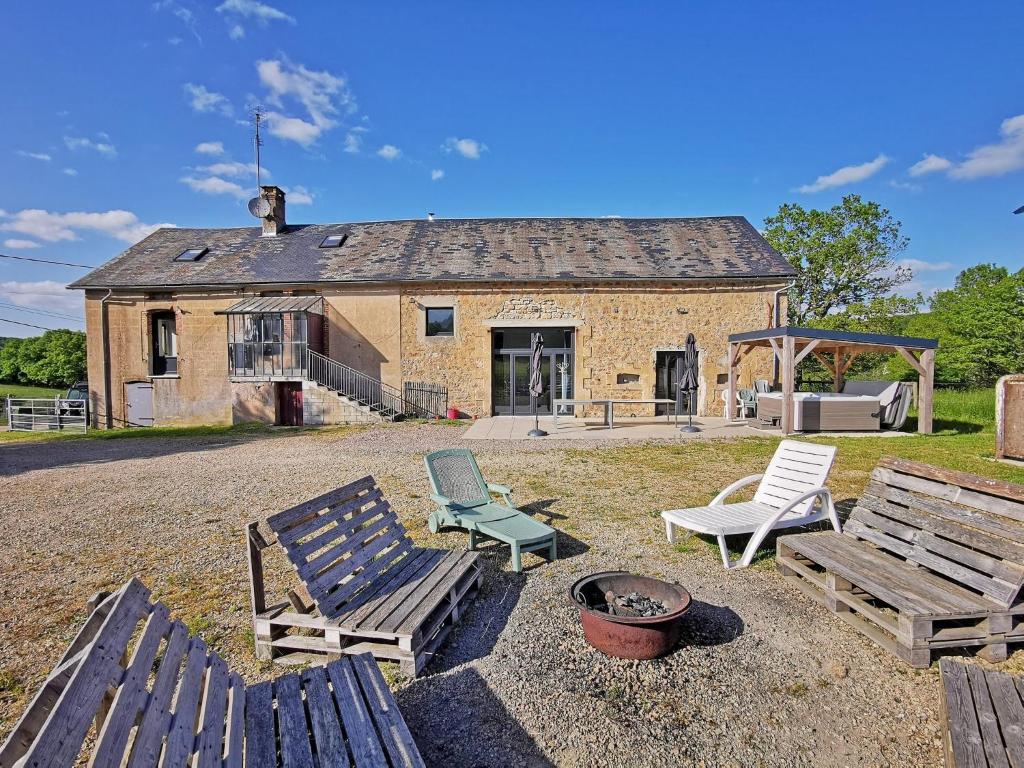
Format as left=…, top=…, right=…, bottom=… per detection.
left=661, top=440, right=840, bottom=569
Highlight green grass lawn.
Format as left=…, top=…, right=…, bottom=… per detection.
left=0, top=384, right=64, bottom=399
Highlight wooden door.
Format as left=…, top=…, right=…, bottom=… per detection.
left=276, top=382, right=303, bottom=426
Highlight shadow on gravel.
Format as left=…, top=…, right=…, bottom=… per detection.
left=430, top=567, right=527, bottom=672
left=398, top=667, right=554, bottom=767
left=677, top=601, right=744, bottom=647
left=0, top=430, right=289, bottom=477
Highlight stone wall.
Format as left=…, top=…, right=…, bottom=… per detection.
left=84, top=291, right=238, bottom=427
left=399, top=281, right=783, bottom=417
left=231, top=381, right=276, bottom=424
left=84, top=279, right=784, bottom=427
left=302, top=381, right=382, bottom=425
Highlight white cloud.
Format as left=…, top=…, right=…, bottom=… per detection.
left=257, top=58, right=353, bottom=146
left=64, top=135, right=117, bottom=156
left=377, top=144, right=401, bottom=161
left=887, top=179, right=921, bottom=192
left=442, top=137, right=487, bottom=159
left=62, top=168, right=78, bottom=177
left=949, top=114, right=1024, bottom=179
left=3, top=239, right=41, bottom=249
left=908, top=154, right=952, bottom=177
left=0, top=280, right=84, bottom=316
left=0, top=209, right=174, bottom=243
left=197, top=161, right=265, bottom=178
left=343, top=126, right=367, bottom=153
left=228, top=24, right=245, bottom=39
left=153, top=0, right=201, bottom=42
left=430, top=169, right=444, bottom=181
left=217, top=0, right=295, bottom=24
left=195, top=141, right=225, bottom=156
left=283, top=185, right=313, bottom=205
left=180, top=175, right=250, bottom=200
left=183, top=83, right=234, bottom=117
left=796, top=154, right=889, bottom=193
left=264, top=112, right=321, bottom=146
left=17, top=151, right=51, bottom=162
left=898, top=258, right=955, bottom=273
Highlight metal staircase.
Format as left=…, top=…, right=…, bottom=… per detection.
left=305, top=349, right=415, bottom=421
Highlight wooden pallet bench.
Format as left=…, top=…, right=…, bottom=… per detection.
left=250, top=475, right=483, bottom=676
left=777, top=457, right=1024, bottom=668
left=940, top=658, right=1024, bottom=767
left=0, top=577, right=425, bottom=768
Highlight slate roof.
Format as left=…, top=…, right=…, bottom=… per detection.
left=69, top=216, right=796, bottom=290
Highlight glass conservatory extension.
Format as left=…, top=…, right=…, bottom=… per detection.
left=216, top=296, right=325, bottom=378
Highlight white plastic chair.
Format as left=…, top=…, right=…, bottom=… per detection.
left=661, top=440, right=840, bottom=569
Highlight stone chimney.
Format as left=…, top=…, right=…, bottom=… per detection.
left=260, top=185, right=286, bottom=237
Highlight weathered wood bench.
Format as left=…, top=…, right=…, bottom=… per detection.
left=939, top=658, right=1024, bottom=767
left=0, top=577, right=425, bottom=767
left=249, top=475, right=483, bottom=676
left=777, top=457, right=1024, bottom=667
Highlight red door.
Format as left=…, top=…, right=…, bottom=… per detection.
left=276, top=382, right=303, bottom=426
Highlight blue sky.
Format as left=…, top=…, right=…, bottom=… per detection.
left=2, top=2, right=1022, bottom=337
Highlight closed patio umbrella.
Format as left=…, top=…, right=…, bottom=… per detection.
left=679, top=333, right=700, bottom=433
left=528, top=332, right=548, bottom=437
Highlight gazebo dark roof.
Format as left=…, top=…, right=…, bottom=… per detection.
left=728, top=326, right=938, bottom=350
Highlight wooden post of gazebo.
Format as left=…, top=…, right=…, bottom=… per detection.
left=781, top=335, right=795, bottom=435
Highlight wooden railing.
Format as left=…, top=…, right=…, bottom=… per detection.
left=403, top=381, right=449, bottom=419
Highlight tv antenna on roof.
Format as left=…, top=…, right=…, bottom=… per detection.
left=247, top=106, right=272, bottom=220
left=253, top=105, right=264, bottom=191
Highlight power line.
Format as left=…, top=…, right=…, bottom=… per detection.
left=0, top=317, right=62, bottom=331
left=0, top=302, right=84, bottom=322
left=0, top=253, right=96, bottom=269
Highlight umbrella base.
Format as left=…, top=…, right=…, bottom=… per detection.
left=679, top=425, right=701, bottom=433
left=527, top=428, right=549, bottom=437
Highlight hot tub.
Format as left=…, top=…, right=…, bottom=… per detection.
left=756, top=392, right=881, bottom=431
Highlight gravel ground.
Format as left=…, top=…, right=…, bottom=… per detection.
left=0, top=422, right=998, bottom=766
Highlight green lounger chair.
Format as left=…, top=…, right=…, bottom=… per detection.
left=424, top=448, right=557, bottom=572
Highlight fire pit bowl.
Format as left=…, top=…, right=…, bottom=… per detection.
left=570, top=571, right=692, bottom=659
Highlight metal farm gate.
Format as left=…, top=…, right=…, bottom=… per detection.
left=5, top=397, right=88, bottom=433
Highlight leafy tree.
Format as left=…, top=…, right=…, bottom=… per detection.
left=906, top=264, right=1024, bottom=385
left=0, top=330, right=87, bottom=387
left=0, top=337, right=23, bottom=382
left=764, top=195, right=912, bottom=325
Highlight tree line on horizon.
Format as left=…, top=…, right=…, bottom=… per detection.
left=0, top=330, right=87, bottom=388
left=764, top=194, right=1024, bottom=386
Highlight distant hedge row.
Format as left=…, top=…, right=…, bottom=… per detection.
left=0, top=330, right=87, bottom=387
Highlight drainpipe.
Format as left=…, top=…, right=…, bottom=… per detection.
left=772, top=281, right=795, bottom=388
left=99, top=289, right=113, bottom=429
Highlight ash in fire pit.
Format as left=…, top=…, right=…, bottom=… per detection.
left=598, top=590, right=668, bottom=617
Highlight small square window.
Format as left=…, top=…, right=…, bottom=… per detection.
left=319, top=233, right=348, bottom=248
left=175, top=247, right=208, bottom=262
left=425, top=307, right=455, bottom=337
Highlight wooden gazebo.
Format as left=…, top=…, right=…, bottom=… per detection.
left=726, top=326, right=938, bottom=434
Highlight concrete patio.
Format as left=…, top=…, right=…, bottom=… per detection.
left=461, top=415, right=916, bottom=440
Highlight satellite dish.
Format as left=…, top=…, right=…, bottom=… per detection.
left=248, top=196, right=272, bottom=219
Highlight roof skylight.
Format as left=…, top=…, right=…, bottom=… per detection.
left=319, top=233, right=348, bottom=249
left=174, top=247, right=209, bottom=262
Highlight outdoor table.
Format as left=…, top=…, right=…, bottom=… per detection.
left=552, top=398, right=678, bottom=429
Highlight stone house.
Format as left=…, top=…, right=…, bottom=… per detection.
left=70, top=186, right=795, bottom=428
